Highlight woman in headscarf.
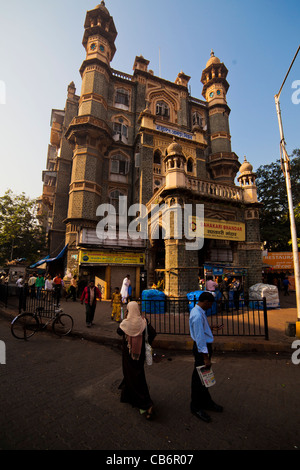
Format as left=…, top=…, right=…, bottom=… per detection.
left=117, top=301, right=156, bottom=419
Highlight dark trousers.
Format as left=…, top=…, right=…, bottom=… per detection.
left=85, top=303, right=96, bottom=324
left=54, top=285, right=61, bottom=306
left=191, top=342, right=214, bottom=412
left=67, top=286, right=77, bottom=301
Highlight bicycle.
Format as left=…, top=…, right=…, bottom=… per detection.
left=11, top=305, right=74, bottom=340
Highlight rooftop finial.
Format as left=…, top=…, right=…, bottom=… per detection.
left=210, top=49, right=215, bottom=57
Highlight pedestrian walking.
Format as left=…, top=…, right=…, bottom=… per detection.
left=80, top=280, right=102, bottom=327
left=117, top=301, right=156, bottom=420
left=45, top=275, right=53, bottom=291
left=220, top=276, right=230, bottom=311
left=230, top=277, right=241, bottom=311
left=28, top=273, right=37, bottom=298
left=45, top=275, right=53, bottom=301
left=120, top=274, right=131, bottom=303
left=35, top=274, right=45, bottom=300
left=189, top=292, right=223, bottom=423
left=66, top=275, right=78, bottom=302
left=53, top=274, right=63, bottom=306
left=111, top=287, right=122, bottom=322
left=283, top=277, right=291, bottom=296
left=16, top=275, right=24, bottom=289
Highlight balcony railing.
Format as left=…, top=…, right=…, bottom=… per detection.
left=187, top=177, right=243, bottom=202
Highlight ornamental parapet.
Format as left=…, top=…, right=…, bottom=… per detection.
left=187, top=177, right=243, bottom=202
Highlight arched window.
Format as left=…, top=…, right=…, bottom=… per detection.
left=153, top=150, right=161, bottom=165
left=187, top=158, right=193, bottom=173
left=192, top=112, right=203, bottom=128
left=113, top=121, right=128, bottom=140
left=115, top=88, right=130, bottom=108
left=110, top=154, right=129, bottom=175
left=156, top=101, right=170, bottom=118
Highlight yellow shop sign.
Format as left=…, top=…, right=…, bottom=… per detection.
left=190, top=218, right=245, bottom=242
left=79, top=251, right=145, bottom=266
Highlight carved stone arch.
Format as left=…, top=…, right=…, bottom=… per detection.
left=111, top=113, right=132, bottom=127
left=149, top=219, right=167, bottom=244
left=108, top=148, right=130, bottom=160
left=206, top=212, right=227, bottom=221
left=153, top=148, right=162, bottom=164
left=147, top=89, right=179, bottom=122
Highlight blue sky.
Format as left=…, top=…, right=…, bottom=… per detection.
left=0, top=0, right=299, bottom=199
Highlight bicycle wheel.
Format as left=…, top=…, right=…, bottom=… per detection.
left=52, top=314, right=73, bottom=336
left=11, top=313, right=39, bottom=340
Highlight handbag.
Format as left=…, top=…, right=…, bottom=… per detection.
left=145, top=323, right=153, bottom=366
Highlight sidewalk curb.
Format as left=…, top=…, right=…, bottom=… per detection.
left=0, top=306, right=294, bottom=354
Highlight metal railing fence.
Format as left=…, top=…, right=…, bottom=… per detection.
left=140, top=297, right=269, bottom=340
left=1, top=284, right=269, bottom=340
left=0, top=284, right=57, bottom=318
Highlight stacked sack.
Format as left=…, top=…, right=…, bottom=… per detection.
left=249, top=283, right=280, bottom=309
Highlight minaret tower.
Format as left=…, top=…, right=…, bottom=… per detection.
left=201, top=51, right=240, bottom=184
left=65, top=2, right=117, bottom=235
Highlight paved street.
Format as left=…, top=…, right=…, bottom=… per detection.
left=0, top=316, right=299, bottom=451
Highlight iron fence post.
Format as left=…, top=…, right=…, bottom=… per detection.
left=263, top=297, right=269, bottom=340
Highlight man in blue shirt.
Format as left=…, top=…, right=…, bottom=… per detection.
left=189, top=292, right=223, bottom=423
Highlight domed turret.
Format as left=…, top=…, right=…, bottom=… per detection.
left=167, top=139, right=184, bottom=157
left=96, top=1, right=110, bottom=15
left=164, top=139, right=187, bottom=189
left=206, top=50, right=221, bottom=68
left=238, top=156, right=258, bottom=203
left=239, top=156, right=253, bottom=175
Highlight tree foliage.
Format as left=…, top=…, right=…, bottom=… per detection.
left=256, top=149, right=300, bottom=251
left=0, top=190, right=46, bottom=266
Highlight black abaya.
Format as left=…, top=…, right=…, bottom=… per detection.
left=117, top=322, right=156, bottom=410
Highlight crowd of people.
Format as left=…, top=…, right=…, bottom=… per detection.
left=201, top=275, right=243, bottom=311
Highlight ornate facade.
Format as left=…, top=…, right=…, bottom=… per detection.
left=39, top=2, right=262, bottom=298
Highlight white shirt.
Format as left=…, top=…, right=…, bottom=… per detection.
left=45, top=279, right=53, bottom=291
left=16, top=278, right=24, bottom=288
left=189, top=304, right=214, bottom=354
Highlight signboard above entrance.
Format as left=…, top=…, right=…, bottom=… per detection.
left=191, top=218, right=245, bottom=242
left=262, top=252, right=299, bottom=270
left=79, top=250, right=145, bottom=266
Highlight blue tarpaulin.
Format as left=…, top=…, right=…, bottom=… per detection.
left=29, top=245, right=68, bottom=269
left=187, top=290, right=222, bottom=316
left=142, top=289, right=166, bottom=314
left=45, top=245, right=68, bottom=264
left=29, top=255, right=50, bottom=269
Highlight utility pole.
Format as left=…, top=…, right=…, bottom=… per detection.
left=274, top=45, right=300, bottom=327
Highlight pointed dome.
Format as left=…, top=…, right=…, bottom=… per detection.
left=167, top=138, right=184, bottom=157
left=96, top=1, right=109, bottom=15
left=239, top=156, right=253, bottom=174
left=206, top=50, right=221, bottom=68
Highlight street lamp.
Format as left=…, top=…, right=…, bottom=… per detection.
left=274, top=45, right=300, bottom=329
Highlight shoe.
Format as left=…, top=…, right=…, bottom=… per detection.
left=86, top=323, right=91, bottom=327
left=191, top=409, right=211, bottom=423
left=145, top=406, right=155, bottom=420
left=206, top=402, right=223, bottom=412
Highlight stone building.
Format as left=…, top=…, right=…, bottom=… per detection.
left=38, top=1, right=262, bottom=298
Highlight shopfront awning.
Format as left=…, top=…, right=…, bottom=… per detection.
left=29, top=255, right=50, bottom=269
left=45, top=245, right=68, bottom=264
left=29, top=245, right=68, bottom=269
